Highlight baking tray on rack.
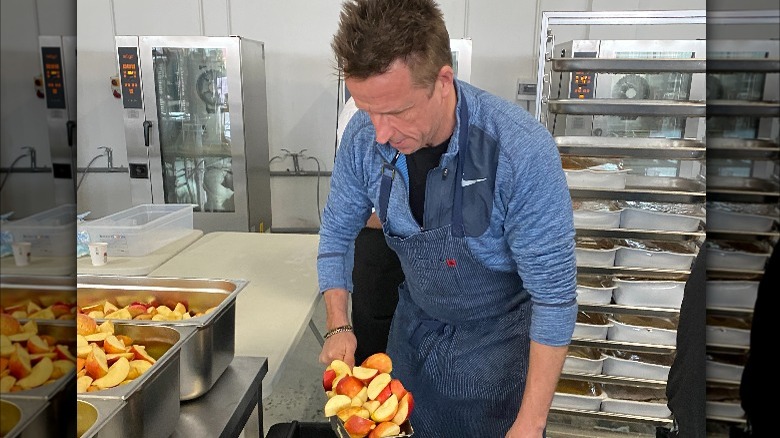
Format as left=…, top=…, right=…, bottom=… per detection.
left=77, top=275, right=247, bottom=400
left=555, top=136, right=705, bottom=159
left=77, top=323, right=195, bottom=438
left=547, top=99, right=706, bottom=117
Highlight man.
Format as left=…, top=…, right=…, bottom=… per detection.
left=317, top=0, right=577, bottom=436
left=337, top=96, right=405, bottom=365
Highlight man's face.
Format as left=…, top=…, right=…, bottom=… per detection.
left=346, top=60, right=453, bottom=155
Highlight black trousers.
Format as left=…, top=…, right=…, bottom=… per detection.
left=351, top=227, right=404, bottom=365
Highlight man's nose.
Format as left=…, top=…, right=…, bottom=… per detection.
left=372, top=114, right=393, bottom=144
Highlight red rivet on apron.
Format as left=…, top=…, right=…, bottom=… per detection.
left=446, top=258, right=457, bottom=267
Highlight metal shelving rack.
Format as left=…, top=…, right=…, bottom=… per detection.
left=535, top=10, right=707, bottom=437
left=704, top=10, right=780, bottom=433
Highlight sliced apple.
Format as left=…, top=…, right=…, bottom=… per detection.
left=366, top=373, right=392, bottom=401
left=103, top=301, right=119, bottom=315
left=8, top=344, right=32, bottom=379
left=353, top=386, right=368, bottom=405
left=127, top=304, right=148, bottom=318
left=361, top=353, right=392, bottom=374
left=87, top=311, right=105, bottom=319
left=83, top=332, right=110, bottom=342
left=344, top=414, right=376, bottom=438
left=1, top=313, right=21, bottom=336
left=336, top=406, right=370, bottom=422
left=104, top=308, right=132, bottom=320
left=50, top=303, right=73, bottom=318
left=27, top=307, right=56, bottom=320
left=174, top=302, right=187, bottom=315
left=85, top=345, right=109, bottom=379
left=103, top=335, right=127, bottom=354
left=374, top=383, right=392, bottom=404
left=324, top=394, right=353, bottom=417
left=389, top=379, right=407, bottom=401
left=127, top=360, right=152, bottom=379
left=391, top=392, right=414, bottom=425
left=323, top=367, right=337, bottom=391
left=107, top=352, right=136, bottom=363
left=26, top=302, right=42, bottom=315
left=368, top=421, right=400, bottom=438
left=370, top=394, right=398, bottom=423
left=77, top=313, right=97, bottom=336
left=8, top=331, right=33, bottom=342
left=76, top=375, right=93, bottom=393
left=329, top=359, right=352, bottom=377
left=51, top=360, right=75, bottom=378
left=39, top=335, right=57, bottom=346
left=26, top=335, right=52, bottom=354
left=97, top=320, right=115, bottom=334
left=0, top=335, right=14, bottom=357
left=16, top=356, right=53, bottom=389
left=0, top=375, right=16, bottom=392
left=93, top=357, right=130, bottom=389
left=352, top=366, right=379, bottom=384
left=115, top=335, right=134, bottom=346
left=30, top=352, right=58, bottom=362
left=362, top=400, right=380, bottom=415
left=55, top=345, right=77, bottom=362
left=22, top=319, right=39, bottom=334
left=76, top=358, right=85, bottom=373
left=130, top=345, right=156, bottom=364
left=336, top=375, right=366, bottom=399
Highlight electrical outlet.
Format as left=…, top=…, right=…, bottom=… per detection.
left=516, top=78, right=537, bottom=101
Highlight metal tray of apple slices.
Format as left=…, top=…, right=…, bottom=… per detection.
left=329, top=416, right=414, bottom=438
left=0, top=275, right=76, bottom=319
left=77, top=274, right=247, bottom=400
left=77, top=323, right=195, bottom=438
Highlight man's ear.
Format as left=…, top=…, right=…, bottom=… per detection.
left=437, top=65, right=455, bottom=97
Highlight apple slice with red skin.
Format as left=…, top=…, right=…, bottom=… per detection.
left=335, top=375, right=366, bottom=399
left=344, top=415, right=376, bottom=438
left=352, top=366, right=379, bottom=385
left=370, top=394, right=398, bottom=423
left=368, top=421, right=400, bottom=438
left=391, top=392, right=414, bottom=425
left=366, top=373, right=392, bottom=401
left=323, top=367, right=337, bottom=391
left=361, top=353, right=392, bottom=374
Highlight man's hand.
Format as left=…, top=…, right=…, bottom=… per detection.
left=319, top=288, right=357, bottom=366
left=319, top=331, right=358, bottom=367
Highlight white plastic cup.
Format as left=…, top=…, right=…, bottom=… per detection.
left=11, top=242, right=32, bottom=266
left=88, top=242, right=109, bottom=266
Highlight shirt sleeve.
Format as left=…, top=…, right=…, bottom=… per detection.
left=501, top=122, right=577, bottom=347
left=318, top=119, right=374, bottom=294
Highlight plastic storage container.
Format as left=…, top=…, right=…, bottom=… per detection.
left=2, top=204, right=76, bottom=256
left=79, top=204, right=193, bottom=257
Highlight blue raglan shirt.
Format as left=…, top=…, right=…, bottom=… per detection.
left=318, top=80, right=577, bottom=347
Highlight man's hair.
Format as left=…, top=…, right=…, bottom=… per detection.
left=332, top=0, right=452, bottom=89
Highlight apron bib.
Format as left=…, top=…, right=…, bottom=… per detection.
left=377, top=99, right=532, bottom=437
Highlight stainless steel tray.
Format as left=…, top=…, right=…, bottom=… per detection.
left=555, top=136, right=705, bottom=159
left=707, top=58, right=780, bottom=73
left=708, top=176, right=780, bottom=192
left=551, top=57, right=706, bottom=73
left=78, top=323, right=195, bottom=438
left=0, top=397, right=50, bottom=438
left=77, top=275, right=247, bottom=400
left=77, top=398, right=125, bottom=438
left=547, top=99, right=706, bottom=117
left=0, top=275, right=76, bottom=316
left=707, top=100, right=780, bottom=117
left=560, top=372, right=667, bottom=389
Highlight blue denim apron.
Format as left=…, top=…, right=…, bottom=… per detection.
left=377, top=100, right=532, bottom=437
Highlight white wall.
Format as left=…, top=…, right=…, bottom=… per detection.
left=75, top=0, right=707, bottom=229
left=0, top=0, right=75, bottom=218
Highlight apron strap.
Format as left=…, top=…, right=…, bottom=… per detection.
left=451, top=96, right=470, bottom=238
left=378, top=150, right=401, bottom=224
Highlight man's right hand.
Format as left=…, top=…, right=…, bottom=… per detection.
left=320, top=288, right=357, bottom=367
left=319, top=331, right=358, bottom=367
